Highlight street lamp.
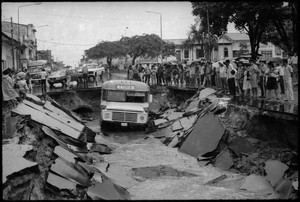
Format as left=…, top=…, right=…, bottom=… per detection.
left=125, top=27, right=128, bottom=37
left=18, top=3, right=41, bottom=69
left=146, top=10, right=163, bottom=62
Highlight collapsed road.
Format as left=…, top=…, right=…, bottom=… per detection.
left=2, top=86, right=298, bottom=200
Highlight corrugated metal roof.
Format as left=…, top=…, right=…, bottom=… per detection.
left=164, top=39, right=186, bottom=45
left=225, top=33, right=249, bottom=41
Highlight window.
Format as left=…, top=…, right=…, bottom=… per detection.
left=196, top=49, right=204, bottom=59
left=261, top=51, right=272, bottom=59
left=102, top=90, right=147, bottom=103
left=184, top=49, right=189, bottom=59
left=21, top=50, right=24, bottom=54
left=224, top=47, right=228, bottom=58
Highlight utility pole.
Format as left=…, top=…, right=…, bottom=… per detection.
left=11, top=17, right=15, bottom=70
left=206, top=9, right=211, bottom=62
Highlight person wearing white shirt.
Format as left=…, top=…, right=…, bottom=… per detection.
left=282, top=59, right=294, bottom=101
left=291, top=53, right=298, bottom=85
left=225, top=59, right=237, bottom=96
left=219, top=61, right=228, bottom=93
left=275, top=62, right=285, bottom=95
left=40, top=68, right=48, bottom=94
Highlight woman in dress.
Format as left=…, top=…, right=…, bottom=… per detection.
left=266, top=61, right=279, bottom=100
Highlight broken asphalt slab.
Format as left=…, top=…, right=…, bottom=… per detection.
left=2, top=144, right=38, bottom=184
left=179, top=113, right=225, bottom=159
left=240, top=174, right=275, bottom=195
left=264, top=160, right=289, bottom=188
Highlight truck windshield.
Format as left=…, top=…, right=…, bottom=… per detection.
left=103, top=90, right=148, bottom=103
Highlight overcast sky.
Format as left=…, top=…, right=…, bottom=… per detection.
left=2, top=1, right=237, bottom=66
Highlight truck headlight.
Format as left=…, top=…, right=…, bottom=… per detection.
left=103, top=111, right=111, bottom=120
left=138, top=114, right=147, bottom=123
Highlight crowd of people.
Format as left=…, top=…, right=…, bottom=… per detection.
left=127, top=56, right=296, bottom=102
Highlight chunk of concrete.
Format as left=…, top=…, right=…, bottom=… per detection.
left=50, top=157, right=90, bottom=187
left=274, top=178, right=293, bottom=199
left=25, top=93, right=44, bottom=105
left=154, top=118, right=168, bottom=126
left=54, top=146, right=78, bottom=164
left=229, top=137, right=257, bottom=156
left=12, top=102, right=85, bottom=141
left=185, top=99, right=200, bottom=113
left=148, top=125, right=173, bottom=138
left=264, top=160, right=289, bottom=187
left=2, top=144, right=38, bottom=184
left=166, top=112, right=184, bottom=121
left=198, top=88, right=216, bottom=100
left=240, top=174, right=274, bottom=195
left=42, top=126, right=87, bottom=161
left=87, top=174, right=131, bottom=200
left=47, top=172, right=77, bottom=190
left=213, top=147, right=233, bottom=171
left=23, top=99, right=85, bottom=132
left=204, top=174, right=227, bottom=186
left=179, top=115, right=197, bottom=131
left=172, top=120, right=183, bottom=131
left=168, top=135, right=179, bottom=148
left=87, top=143, right=112, bottom=154
left=179, top=113, right=225, bottom=159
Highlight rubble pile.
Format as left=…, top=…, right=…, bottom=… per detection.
left=2, top=94, right=130, bottom=200
left=148, top=87, right=298, bottom=199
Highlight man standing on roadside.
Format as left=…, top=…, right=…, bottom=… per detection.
left=40, top=68, right=48, bottom=94
left=290, top=53, right=298, bottom=85
left=225, top=59, right=237, bottom=96
left=258, top=59, right=268, bottom=98
left=282, top=59, right=294, bottom=101
left=82, top=65, right=88, bottom=88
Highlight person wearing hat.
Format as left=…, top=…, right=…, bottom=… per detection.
left=258, top=59, right=268, bottom=98
left=282, top=58, right=294, bottom=101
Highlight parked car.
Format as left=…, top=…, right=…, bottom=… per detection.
left=48, top=69, right=83, bottom=87
left=78, top=63, right=105, bottom=82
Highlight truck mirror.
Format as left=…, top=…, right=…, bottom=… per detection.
left=149, top=94, right=153, bottom=103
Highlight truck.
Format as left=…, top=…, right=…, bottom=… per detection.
left=78, top=63, right=105, bottom=82
left=27, top=60, right=48, bottom=84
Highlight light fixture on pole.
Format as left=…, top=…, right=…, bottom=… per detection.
left=18, top=3, right=41, bottom=69
left=125, top=27, right=128, bottom=37
left=146, top=10, right=163, bottom=62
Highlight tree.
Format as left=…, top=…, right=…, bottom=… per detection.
left=191, top=2, right=277, bottom=60
left=84, top=41, right=127, bottom=67
left=261, top=2, right=297, bottom=54
left=184, top=22, right=218, bottom=61
left=120, top=34, right=174, bottom=65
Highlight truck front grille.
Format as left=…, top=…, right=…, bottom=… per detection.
left=112, top=112, right=137, bottom=122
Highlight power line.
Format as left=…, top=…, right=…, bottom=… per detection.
left=37, top=39, right=96, bottom=46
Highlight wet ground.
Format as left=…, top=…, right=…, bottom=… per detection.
left=84, top=119, right=278, bottom=200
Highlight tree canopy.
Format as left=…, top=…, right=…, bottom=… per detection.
left=191, top=1, right=298, bottom=59
left=84, top=41, right=127, bottom=67
left=120, top=34, right=175, bottom=65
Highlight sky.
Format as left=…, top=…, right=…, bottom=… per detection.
left=2, top=1, right=237, bottom=67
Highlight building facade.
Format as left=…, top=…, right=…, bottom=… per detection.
left=2, top=32, right=22, bottom=71
left=2, top=21, right=38, bottom=71
left=165, top=33, right=285, bottom=63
